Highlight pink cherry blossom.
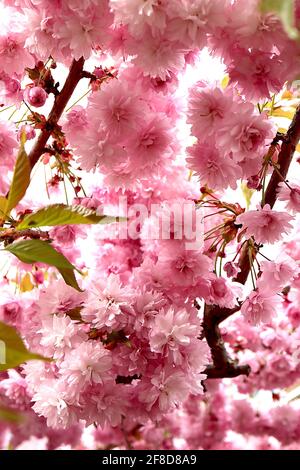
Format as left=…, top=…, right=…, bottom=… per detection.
left=53, top=2, right=113, bottom=60
left=218, top=103, right=273, bottom=162
left=63, top=105, right=88, bottom=148
left=125, top=113, right=173, bottom=171
left=259, top=257, right=298, bottom=291
left=129, top=28, right=186, bottom=80
left=187, top=140, right=242, bottom=190
left=0, top=119, right=18, bottom=169
left=50, top=225, right=86, bottom=247
left=0, top=32, right=34, bottom=75
left=24, top=9, right=60, bottom=61
left=37, top=280, right=86, bottom=318
left=0, top=370, right=30, bottom=410
left=60, top=342, right=112, bottom=397
left=0, top=71, right=23, bottom=106
left=227, top=49, right=291, bottom=100
left=32, top=379, right=78, bottom=429
left=277, top=181, right=300, bottom=214
left=224, top=262, right=241, bottom=278
left=167, top=0, right=227, bottom=47
left=110, top=0, right=167, bottom=37
left=39, top=315, right=86, bottom=358
left=88, top=80, right=146, bottom=141
left=155, top=241, right=213, bottom=288
left=81, top=274, right=134, bottom=329
left=17, top=124, right=36, bottom=141
left=236, top=204, right=294, bottom=245
left=207, top=276, right=242, bottom=309
left=139, top=366, right=202, bottom=414
left=149, top=306, right=201, bottom=362
left=187, top=85, right=234, bottom=138
left=241, top=289, right=281, bottom=325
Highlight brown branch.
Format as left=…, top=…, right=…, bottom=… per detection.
left=203, top=303, right=251, bottom=379
left=233, top=243, right=256, bottom=285
left=0, top=228, right=49, bottom=245
left=265, top=104, right=300, bottom=208
left=28, top=57, right=85, bottom=169
left=203, top=103, right=300, bottom=379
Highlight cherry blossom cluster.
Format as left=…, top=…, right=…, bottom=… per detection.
left=186, top=84, right=274, bottom=190
left=0, top=0, right=300, bottom=451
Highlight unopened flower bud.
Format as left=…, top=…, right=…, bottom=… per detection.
left=247, top=175, right=260, bottom=189
left=42, top=152, right=51, bottom=164
left=93, top=67, right=106, bottom=79
left=24, top=86, right=48, bottom=108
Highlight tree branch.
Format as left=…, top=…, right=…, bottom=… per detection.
left=0, top=228, right=49, bottom=245
left=203, top=303, right=251, bottom=379
left=265, top=104, right=300, bottom=208
left=203, top=103, right=300, bottom=379
left=28, top=57, right=85, bottom=169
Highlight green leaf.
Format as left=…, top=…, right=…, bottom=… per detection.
left=6, top=138, right=31, bottom=217
left=59, top=267, right=83, bottom=293
left=0, top=321, right=50, bottom=371
left=17, top=204, right=123, bottom=230
left=0, top=406, right=24, bottom=424
left=5, top=239, right=83, bottom=291
left=0, top=196, right=9, bottom=222
left=260, top=0, right=299, bottom=39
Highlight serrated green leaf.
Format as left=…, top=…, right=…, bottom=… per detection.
left=5, top=239, right=76, bottom=269
left=6, top=139, right=31, bottom=216
left=59, top=267, right=83, bottom=292
left=17, top=204, right=123, bottom=230
left=260, top=0, right=299, bottom=39
left=5, top=239, right=83, bottom=291
left=0, top=321, right=50, bottom=371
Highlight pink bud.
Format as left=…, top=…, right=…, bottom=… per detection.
left=17, top=124, right=36, bottom=141
left=211, top=277, right=227, bottom=298
left=6, top=77, right=21, bottom=95
left=42, top=152, right=51, bottom=164
left=224, top=261, right=241, bottom=278
left=24, top=86, right=48, bottom=108
left=247, top=175, right=260, bottom=189
left=93, top=67, right=106, bottom=79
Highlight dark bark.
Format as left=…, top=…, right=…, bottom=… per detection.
left=28, top=57, right=85, bottom=169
